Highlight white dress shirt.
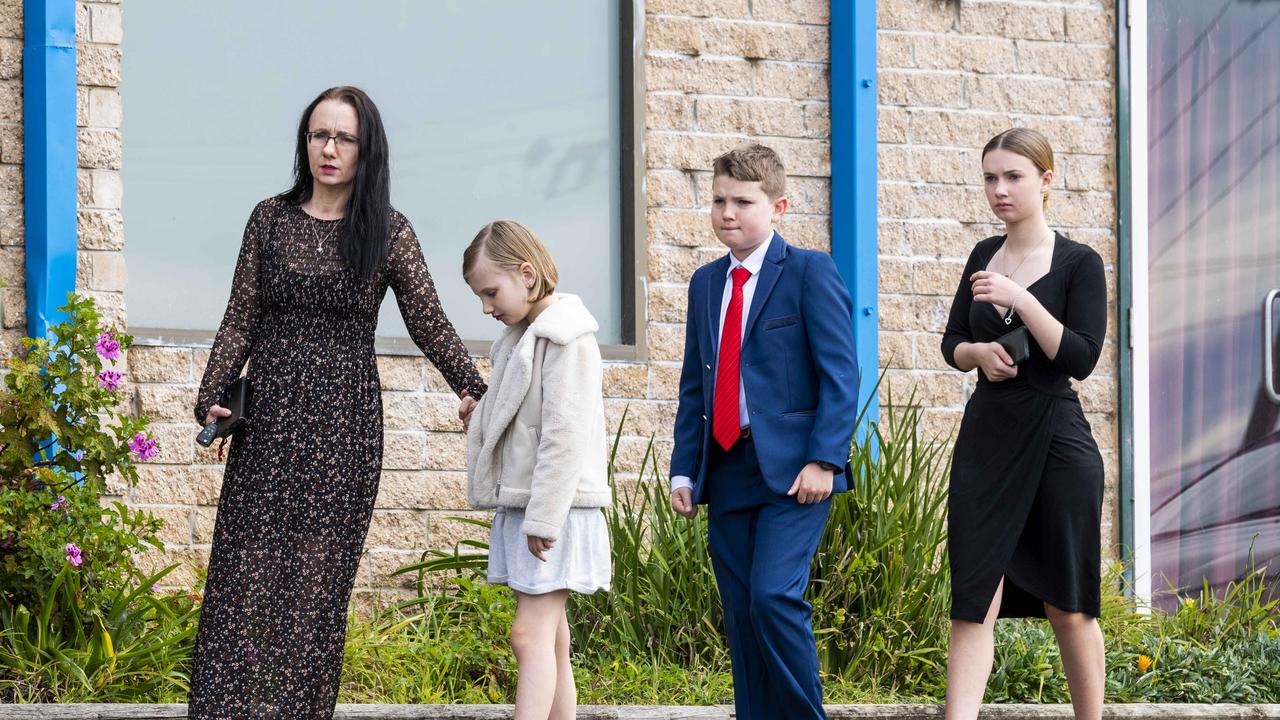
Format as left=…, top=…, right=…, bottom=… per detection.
left=671, top=239, right=771, bottom=493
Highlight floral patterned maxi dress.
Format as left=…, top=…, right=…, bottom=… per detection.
left=189, top=198, right=486, bottom=719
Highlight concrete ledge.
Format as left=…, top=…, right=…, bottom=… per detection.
left=1, top=706, right=1278, bottom=720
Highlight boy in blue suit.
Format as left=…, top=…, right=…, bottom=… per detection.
left=670, top=144, right=859, bottom=720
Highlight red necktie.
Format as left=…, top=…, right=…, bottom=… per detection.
left=714, top=267, right=751, bottom=451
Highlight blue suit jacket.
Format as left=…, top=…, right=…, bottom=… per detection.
left=670, top=232, right=860, bottom=502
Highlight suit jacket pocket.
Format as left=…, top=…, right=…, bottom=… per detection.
left=761, top=314, right=800, bottom=330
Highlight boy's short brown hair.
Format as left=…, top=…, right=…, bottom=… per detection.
left=712, top=144, right=787, bottom=199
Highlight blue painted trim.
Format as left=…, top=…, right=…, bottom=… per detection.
left=831, top=1, right=878, bottom=435
left=24, top=0, right=78, bottom=339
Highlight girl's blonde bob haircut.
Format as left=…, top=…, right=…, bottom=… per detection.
left=462, top=220, right=560, bottom=302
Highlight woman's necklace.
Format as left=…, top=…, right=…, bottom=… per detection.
left=998, top=229, right=1053, bottom=325
left=998, top=229, right=1052, bottom=282
left=308, top=214, right=338, bottom=255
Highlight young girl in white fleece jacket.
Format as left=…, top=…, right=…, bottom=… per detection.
left=461, top=219, right=611, bottom=720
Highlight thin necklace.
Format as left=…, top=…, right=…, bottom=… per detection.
left=308, top=214, right=338, bottom=255
left=998, top=229, right=1053, bottom=282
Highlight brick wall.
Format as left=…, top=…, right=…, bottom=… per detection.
left=109, top=0, right=1123, bottom=603
left=0, top=0, right=24, bottom=351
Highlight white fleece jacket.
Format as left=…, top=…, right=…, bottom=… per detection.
left=466, top=294, right=611, bottom=541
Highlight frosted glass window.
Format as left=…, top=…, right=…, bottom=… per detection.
left=122, top=1, right=623, bottom=344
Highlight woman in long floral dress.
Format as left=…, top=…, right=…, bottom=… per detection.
left=188, top=86, right=486, bottom=719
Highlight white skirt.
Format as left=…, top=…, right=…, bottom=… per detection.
left=487, top=507, right=612, bottom=595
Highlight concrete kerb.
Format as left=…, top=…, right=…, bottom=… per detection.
left=2, top=706, right=1279, bottom=719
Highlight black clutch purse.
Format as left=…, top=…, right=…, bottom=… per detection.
left=196, top=377, right=253, bottom=447
left=995, top=326, right=1032, bottom=365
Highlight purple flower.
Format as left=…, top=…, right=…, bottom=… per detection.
left=65, top=542, right=83, bottom=567
left=72, top=449, right=84, bottom=463
left=97, top=370, right=122, bottom=391
left=94, top=332, right=121, bottom=362
left=50, top=495, right=66, bottom=511
left=128, top=432, right=158, bottom=462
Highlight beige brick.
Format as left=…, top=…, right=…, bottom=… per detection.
left=424, top=430, right=466, bottom=471
left=879, top=331, right=913, bottom=369
left=916, top=332, right=954, bottom=371
left=89, top=169, right=122, bottom=208
left=88, top=249, right=126, bottom=291
left=751, top=60, right=829, bottom=100
left=1077, top=376, right=1115, bottom=414
left=877, top=182, right=915, bottom=219
left=427, top=511, right=492, bottom=549
left=913, top=258, right=966, bottom=296
left=0, top=38, right=20, bottom=80
left=969, top=75, right=1070, bottom=115
left=646, top=93, right=696, bottom=131
left=89, top=3, right=123, bottom=44
left=775, top=214, right=829, bottom=251
left=603, top=362, right=649, bottom=398
left=647, top=169, right=696, bottom=208
left=879, top=0, right=957, bottom=33
left=366, top=550, right=421, bottom=590
left=88, top=87, right=121, bottom=128
left=366, top=509, right=431, bottom=549
left=75, top=2, right=89, bottom=42
left=959, top=2, right=1066, bottom=41
left=648, top=209, right=709, bottom=249
left=696, top=96, right=807, bottom=137
left=146, top=505, right=194, bottom=547
left=383, top=430, right=427, bottom=470
left=1060, top=153, right=1113, bottom=193
left=1047, top=190, right=1114, bottom=230
left=646, top=0, right=746, bottom=17
left=647, top=322, right=685, bottom=362
left=374, top=470, right=468, bottom=510
left=134, top=384, right=197, bottom=422
left=77, top=128, right=122, bottom=169
left=907, top=109, right=1012, bottom=148
left=878, top=70, right=967, bottom=109
left=144, top=422, right=196, bottom=466
left=83, top=288, right=124, bottom=328
left=801, top=100, right=829, bottom=139
left=785, top=176, right=830, bottom=214
left=912, top=183, right=992, bottom=224
left=132, top=464, right=219, bottom=505
left=879, top=145, right=978, bottom=185
left=646, top=55, right=753, bottom=96
left=0, top=245, right=21, bottom=286
left=648, top=363, right=683, bottom=400
left=376, top=355, right=424, bottom=391
left=0, top=164, right=20, bottom=206
left=1, top=285, right=24, bottom=328
left=1065, top=7, right=1115, bottom=44
left=647, top=15, right=703, bottom=55
left=126, top=346, right=194, bottom=383
left=878, top=256, right=911, bottom=294
left=700, top=20, right=828, bottom=63
left=0, top=80, right=19, bottom=123
left=877, top=32, right=915, bottom=68
left=1018, top=116, right=1111, bottom=155
left=648, top=243, right=701, bottom=283
left=77, top=208, right=123, bottom=250
left=1067, top=81, right=1113, bottom=118
left=192, top=506, right=217, bottom=544
left=881, top=369, right=967, bottom=409
left=76, top=44, right=121, bottom=87
left=915, top=35, right=1016, bottom=75
left=1018, top=41, right=1112, bottom=81
left=606, top=398, right=677, bottom=438
left=75, top=252, right=93, bottom=292
left=751, top=0, right=827, bottom=24
left=878, top=107, right=909, bottom=144
left=0, top=0, right=21, bottom=40
left=0, top=124, right=21, bottom=164
left=647, top=283, right=687, bottom=324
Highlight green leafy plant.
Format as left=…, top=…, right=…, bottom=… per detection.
left=0, top=294, right=190, bottom=702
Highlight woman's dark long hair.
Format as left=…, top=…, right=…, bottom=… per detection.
left=278, top=86, right=390, bottom=281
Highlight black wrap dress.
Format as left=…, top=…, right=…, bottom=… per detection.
left=941, top=232, right=1107, bottom=622
left=189, top=198, right=486, bottom=718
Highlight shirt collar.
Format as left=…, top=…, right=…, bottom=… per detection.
left=725, top=233, right=773, bottom=278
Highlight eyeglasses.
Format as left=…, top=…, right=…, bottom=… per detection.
left=305, top=131, right=359, bottom=150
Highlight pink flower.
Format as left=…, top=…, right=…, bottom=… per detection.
left=129, top=432, right=158, bottom=462
left=65, top=543, right=83, bottom=567
left=94, top=332, right=121, bottom=361
left=50, top=495, right=66, bottom=511
left=97, top=370, right=122, bottom=391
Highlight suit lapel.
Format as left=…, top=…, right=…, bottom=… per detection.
left=705, top=255, right=730, bottom=354
left=742, top=232, right=787, bottom=343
